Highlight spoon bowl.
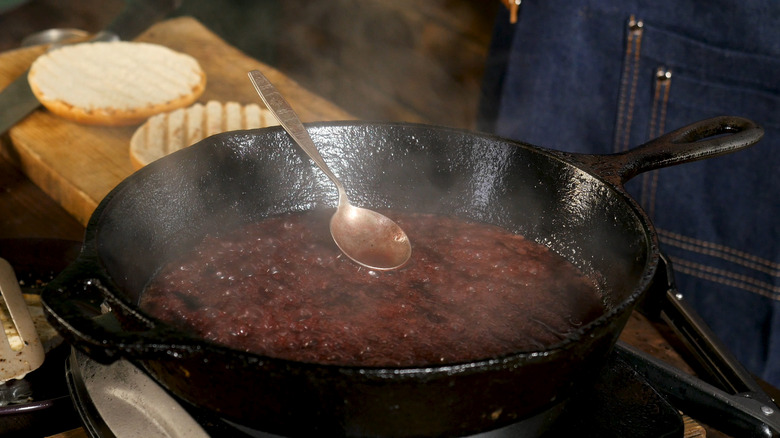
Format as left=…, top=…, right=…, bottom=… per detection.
left=330, top=202, right=411, bottom=270
left=248, top=70, right=412, bottom=270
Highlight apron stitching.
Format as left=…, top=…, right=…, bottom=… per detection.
left=659, top=229, right=780, bottom=275
left=647, top=68, right=670, bottom=138
left=639, top=76, right=662, bottom=212
left=670, top=256, right=780, bottom=300
left=614, top=16, right=644, bottom=153
left=646, top=172, right=660, bottom=217
left=643, top=67, right=672, bottom=216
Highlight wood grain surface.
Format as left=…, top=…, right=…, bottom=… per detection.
left=0, top=16, right=352, bottom=227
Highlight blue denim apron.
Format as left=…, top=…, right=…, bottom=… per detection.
left=479, top=0, right=780, bottom=386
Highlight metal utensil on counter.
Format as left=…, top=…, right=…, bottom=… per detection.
left=0, top=258, right=44, bottom=382
left=19, top=28, right=89, bottom=47
left=248, top=69, right=412, bottom=270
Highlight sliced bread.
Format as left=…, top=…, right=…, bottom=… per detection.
left=28, top=41, right=206, bottom=126
left=129, top=100, right=279, bottom=169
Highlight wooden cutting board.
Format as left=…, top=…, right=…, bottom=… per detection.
left=0, top=16, right=352, bottom=227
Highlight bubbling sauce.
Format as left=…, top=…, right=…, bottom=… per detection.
left=140, top=210, right=604, bottom=367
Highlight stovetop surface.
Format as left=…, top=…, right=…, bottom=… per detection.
left=67, top=346, right=683, bottom=438
left=544, top=350, right=682, bottom=438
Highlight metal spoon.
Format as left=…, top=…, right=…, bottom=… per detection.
left=20, top=28, right=89, bottom=47
left=248, top=70, right=411, bottom=270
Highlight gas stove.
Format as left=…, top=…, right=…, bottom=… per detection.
left=65, top=346, right=683, bottom=438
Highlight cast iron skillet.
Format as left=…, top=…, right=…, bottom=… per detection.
left=42, top=117, right=762, bottom=437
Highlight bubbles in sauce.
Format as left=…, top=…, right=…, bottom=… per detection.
left=140, top=210, right=604, bottom=367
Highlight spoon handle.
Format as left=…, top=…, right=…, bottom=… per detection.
left=248, top=70, right=346, bottom=194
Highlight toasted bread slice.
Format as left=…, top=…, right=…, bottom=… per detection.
left=28, top=41, right=206, bottom=126
left=129, top=100, right=279, bottom=169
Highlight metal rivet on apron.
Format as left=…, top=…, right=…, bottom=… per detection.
left=656, top=68, right=673, bottom=81
left=629, top=17, right=644, bottom=33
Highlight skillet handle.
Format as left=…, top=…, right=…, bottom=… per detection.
left=581, top=116, right=764, bottom=186
left=42, top=261, right=198, bottom=364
